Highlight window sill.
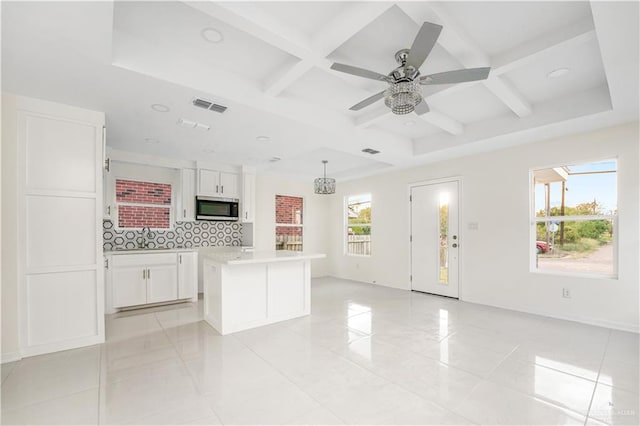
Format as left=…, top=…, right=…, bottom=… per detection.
left=530, top=269, right=618, bottom=280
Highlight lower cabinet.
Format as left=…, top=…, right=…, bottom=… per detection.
left=106, top=251, right=197, bottom=313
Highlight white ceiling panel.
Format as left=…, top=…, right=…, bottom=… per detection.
left=374, top=115, right=443, bottom=139
left=252, top=2, right=348, bottom=37
left=504, top=38, right=607, bottom=105
left=440, top=1, right=593, bottom=56
left=267, top=147, right=392, bottom=178
left=114, top=1, right=297, bottom=83
left=282, top=67, right=375, bottom=112
left=2, top=1, right=636, bottom=179
left=428, top=84, right=512, bottom=124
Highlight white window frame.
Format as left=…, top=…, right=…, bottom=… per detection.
left=345, top=193, right=372, bottom=257
left=529, top=159, right=618, bottom=279
left=275, top=194, right=304, bottom=251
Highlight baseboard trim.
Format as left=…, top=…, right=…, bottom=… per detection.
left=321, top=276, right=639, bottom=333
left=20, top=334, right=105, bottom=359
left=1, top=351, right=22, bottom=364
left=462, top=297, right=639, bottom=333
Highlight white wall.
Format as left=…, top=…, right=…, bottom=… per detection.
left=1, top=94, right=20, bottom=362
left=328, top=123, right=639, bottom=332
left=254, top=174, right=330, bottom=277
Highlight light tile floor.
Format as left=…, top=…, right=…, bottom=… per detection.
left=1, top=277, right=638, bottom=425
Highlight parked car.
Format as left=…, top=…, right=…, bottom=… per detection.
left=536, top=241, right=552, bottom=254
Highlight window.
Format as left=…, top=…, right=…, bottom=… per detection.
left=531, top=160, right=617, bottom=276
left=275, top=195, right=303, bottom=251
left=346, top=194, right=371, bottom=256
left=115, top=179, right=172, bottom=229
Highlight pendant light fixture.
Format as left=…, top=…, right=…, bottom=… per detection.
left=314, top=160, right=335, bottom=194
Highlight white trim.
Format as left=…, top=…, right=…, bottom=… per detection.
left=1, top=351, right=22, bottom=364
left=463, top=296, right=639, bottom=334
left=408, top=176, right=463, bottom=299
left=19, top=335, right=105, bottom=359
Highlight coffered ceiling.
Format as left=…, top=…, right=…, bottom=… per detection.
left=2, top=1, right=638, bottom=180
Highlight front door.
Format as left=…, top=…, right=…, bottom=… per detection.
left=411, top=180, right=459, bottom=298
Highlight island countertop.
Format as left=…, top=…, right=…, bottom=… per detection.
left=203, top=250, right=325, bottom=265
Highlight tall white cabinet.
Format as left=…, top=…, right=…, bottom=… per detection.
left=16, top=95, right=105, bottom=357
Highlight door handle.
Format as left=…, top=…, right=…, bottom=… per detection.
left=221, top=185, right=224, bottom=194
left=452, top=243, right=458, bottom=248
left=147, top=268, right=150, bottom=279
left=143, top=269, right=146, bottom=279
left=216, top=185, right=219, bottom=193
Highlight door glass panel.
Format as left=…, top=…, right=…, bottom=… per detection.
left=439, top=193, right=449, bottom=284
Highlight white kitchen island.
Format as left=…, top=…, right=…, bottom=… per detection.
left=202, top=250, right=325, bottom=335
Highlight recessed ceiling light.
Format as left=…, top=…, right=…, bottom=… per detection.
left=151, top=104, right=170, bottom=113
left=201, top=28, right=224, bottom=43
left=269, top=156, right=281, bottom=162
left=256, top=136, right=270, bottom=142
left=547, top=68, right=571, bottom=79
left=404, top=120, right=416, bottom=127
left=144, top=138, right=160, bottom=144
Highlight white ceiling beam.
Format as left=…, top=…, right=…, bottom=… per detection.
left=397, top=2, right=533, bottom=118
left=264, top=61, right=315, bottom=97
left=265, top=3, right=394, bottom=97
left=483, top=77, right=533, bottom=117
left=355, top=108, right=393, bottom=129
left=419, top=111, right=464, bottom=135
left=312, top=2, right=394, bottom=56
left=492, top=19, right=596, bottom=76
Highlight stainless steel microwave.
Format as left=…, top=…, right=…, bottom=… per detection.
left=196, top=196, right=239, bottom=221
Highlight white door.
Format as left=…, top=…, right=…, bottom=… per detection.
left=219, top=172, right=239, bottom=198
left=198, top=169, right=219, bottom=196
left=146, top=264, right=178, bottom=303
left=411, top=180, right=459, bottom=298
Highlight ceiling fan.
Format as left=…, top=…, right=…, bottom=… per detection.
left=330, top=22, right=491, bottom=115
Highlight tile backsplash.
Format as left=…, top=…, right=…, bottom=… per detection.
left=103, top=220, right=242, bottom=251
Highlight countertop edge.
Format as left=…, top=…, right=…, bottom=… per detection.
left=204, top=253, right=326, bottom=265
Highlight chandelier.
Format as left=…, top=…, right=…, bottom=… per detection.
left=384, top=81, right=422, bottom=115
left=314, top=160, right=335, bottom=195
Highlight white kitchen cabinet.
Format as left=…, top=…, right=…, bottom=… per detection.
left=241, top=173, right=256, bottom=223
left=197, top=169, right=239, bottom=198
left=147, top=264, right=179, bottom=303
left=112, top=266, right=146, bottom=308
left=106, top=250, right=197, bottom=313
left=180, top=168, right=196, bottom=221
left=12, top=94, right=105, bottom=357
left=178, top=252, right=198, bottom=300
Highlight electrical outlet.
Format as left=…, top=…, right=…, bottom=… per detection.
left=562, top=288, right=571, bottom=298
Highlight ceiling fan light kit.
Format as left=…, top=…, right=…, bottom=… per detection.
left=331, top=21, right=491, bottom=116
left=384, top=80, right=422, bottom=115
left=314, top=160, right=336, bottom=195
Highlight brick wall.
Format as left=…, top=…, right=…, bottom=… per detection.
left=275, top=194, right=303, bottom=231
left=116, top=179, right=171, bottom=228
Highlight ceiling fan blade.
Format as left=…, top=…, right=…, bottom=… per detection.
left=405, top=22, right=443, bottom=70
left=349, top=90, right=386, bottom=111
left=414, top=99, right=430, bottom=115
left=419, top=67, right=491, bottom=85
left=330, top=63, right=390, bottom=82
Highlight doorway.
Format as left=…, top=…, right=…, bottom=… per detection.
left=410, top=179, right=460, bottom=298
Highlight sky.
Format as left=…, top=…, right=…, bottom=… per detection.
left=534, top=160, right=617, bottom=214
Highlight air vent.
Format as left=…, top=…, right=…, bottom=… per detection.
left=192, top=98, right=227, bottom=114
left=362, top=148, right=380, bottom=155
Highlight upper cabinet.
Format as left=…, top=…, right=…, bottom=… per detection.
left=197, top=169, right=239, bottom=199
left=242, top=173, right=256, bottom=223
left=179, top=168, right=196, bottom=222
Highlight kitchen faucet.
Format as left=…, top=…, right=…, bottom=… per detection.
left=140, top=226, right=152, bottom=248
